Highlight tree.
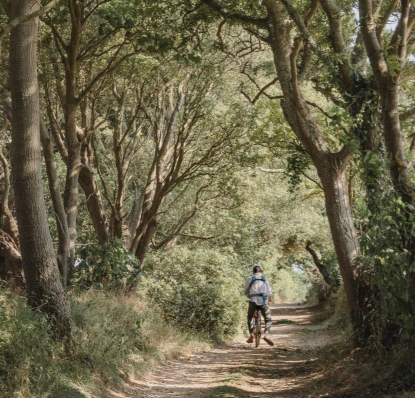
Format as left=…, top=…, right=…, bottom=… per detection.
left=197, top=0, right=370, bottom=337
left=357, top=0, right=415, bottom=314
left=9, top=0, right=70, bottom=336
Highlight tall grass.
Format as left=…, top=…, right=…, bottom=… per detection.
left=0, top=288, right=209, bottom=397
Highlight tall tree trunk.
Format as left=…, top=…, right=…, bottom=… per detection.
left=63, top=102, right=81, bottom=277
left=62, top=4, right=82, bottom=276
left=9, top=0, right=70, bottom=336
left=79, top=167, right=110, bottom=245
left=316, top=152, right=368, bottom=330
left=264, top=0, right=370, bottom=338
left=40, top=117, right=70, bottom=286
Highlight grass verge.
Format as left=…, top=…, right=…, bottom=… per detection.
left=0, top=288, right=210, bottom=397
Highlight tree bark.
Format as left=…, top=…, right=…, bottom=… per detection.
left=9, top=0, right=70, bottom=337
left=59, top=0, right=83, bottom=276
left=136, top=217, right=157, bottom=268
left=79, top=160, right=110, bottom=245
left=124, top=191, right=144, bottom=248
left=39, top=117, right=70, bottom=286
left=63, top=105, right=81, bottom=277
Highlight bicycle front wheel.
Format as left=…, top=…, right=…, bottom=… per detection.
left=254, top=319, right=261, bottom=348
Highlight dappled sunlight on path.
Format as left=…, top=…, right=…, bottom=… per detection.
left=107, top=302, right=340, bottom=398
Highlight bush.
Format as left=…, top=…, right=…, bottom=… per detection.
left=0, top=288, right=208, bottom=397
left=72, top=238, right=140, bottom=290
left=140, top=247, right=245, bottom=337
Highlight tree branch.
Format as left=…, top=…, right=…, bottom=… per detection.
left=201, top=0, right=269, bottom=28
left=179, top=233, right=215, bottom=240
left=376, top=0, right=399, bottom=43
left=400, top=106, right=415, bottom=122
left=317, top=0, right=355, bottom=91
left=0, top=0, right=60, bottom=39
left=305, top=242, right=333, bottom=286
left=78, top=49, right=143, bottom=104
left=240, top=77, right=279, bottom=104
left=257, top=167, right=284, bottom=173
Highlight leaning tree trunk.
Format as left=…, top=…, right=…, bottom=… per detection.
left=9, top=0, right=70, bottom=337
left=305, top=242, right=334, bottom=287
left=79, top=160, right=110, bottom=245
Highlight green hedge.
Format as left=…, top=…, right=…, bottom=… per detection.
left=140, top=247, right=245, bottom=337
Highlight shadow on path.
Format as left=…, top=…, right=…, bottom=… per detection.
left=107, top=301, right=340, bottom=398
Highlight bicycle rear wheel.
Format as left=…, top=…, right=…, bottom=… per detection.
left=254, top=313, right=261, bottom=348
left=254, top=327, right=260, bottom=347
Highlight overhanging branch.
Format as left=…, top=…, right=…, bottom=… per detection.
left=201, top=0, right=269, bottom=29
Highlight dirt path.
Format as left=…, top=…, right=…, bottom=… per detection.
left=108, top=302, right=342, bottom=398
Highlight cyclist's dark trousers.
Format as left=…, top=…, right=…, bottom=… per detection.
left=247, top=301, right=272, bottom=333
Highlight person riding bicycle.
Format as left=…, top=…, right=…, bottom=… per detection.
left=245, top=265, right=274, bottom=346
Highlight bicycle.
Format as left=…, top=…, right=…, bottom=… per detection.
left=253, top=307, right=261, bottom=348
left=246, top=299, right=263, bottom=348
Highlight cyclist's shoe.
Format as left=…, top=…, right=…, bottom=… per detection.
left=264, top=337, right=274, bottom=346
left=246, top=335, right=254, bottom=344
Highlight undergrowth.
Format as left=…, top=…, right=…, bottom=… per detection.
left=0, top=288, right=210, bottom=398
left=307, top=288, right=415, bottom=397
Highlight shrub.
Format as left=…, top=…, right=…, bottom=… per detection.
left=72, top=238, right=140, bottom=290
left=140, top=247, right=245, bottom=337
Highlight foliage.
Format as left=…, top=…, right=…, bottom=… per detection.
left=140, top=246, right=245, bottom=336
left=358, top=188, right=415, bottom=342
left=0, top=287, right=208, bottom=398
left=269, top=267, right=309, bottom=302
left=72, top=238, right=140, bottom=290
